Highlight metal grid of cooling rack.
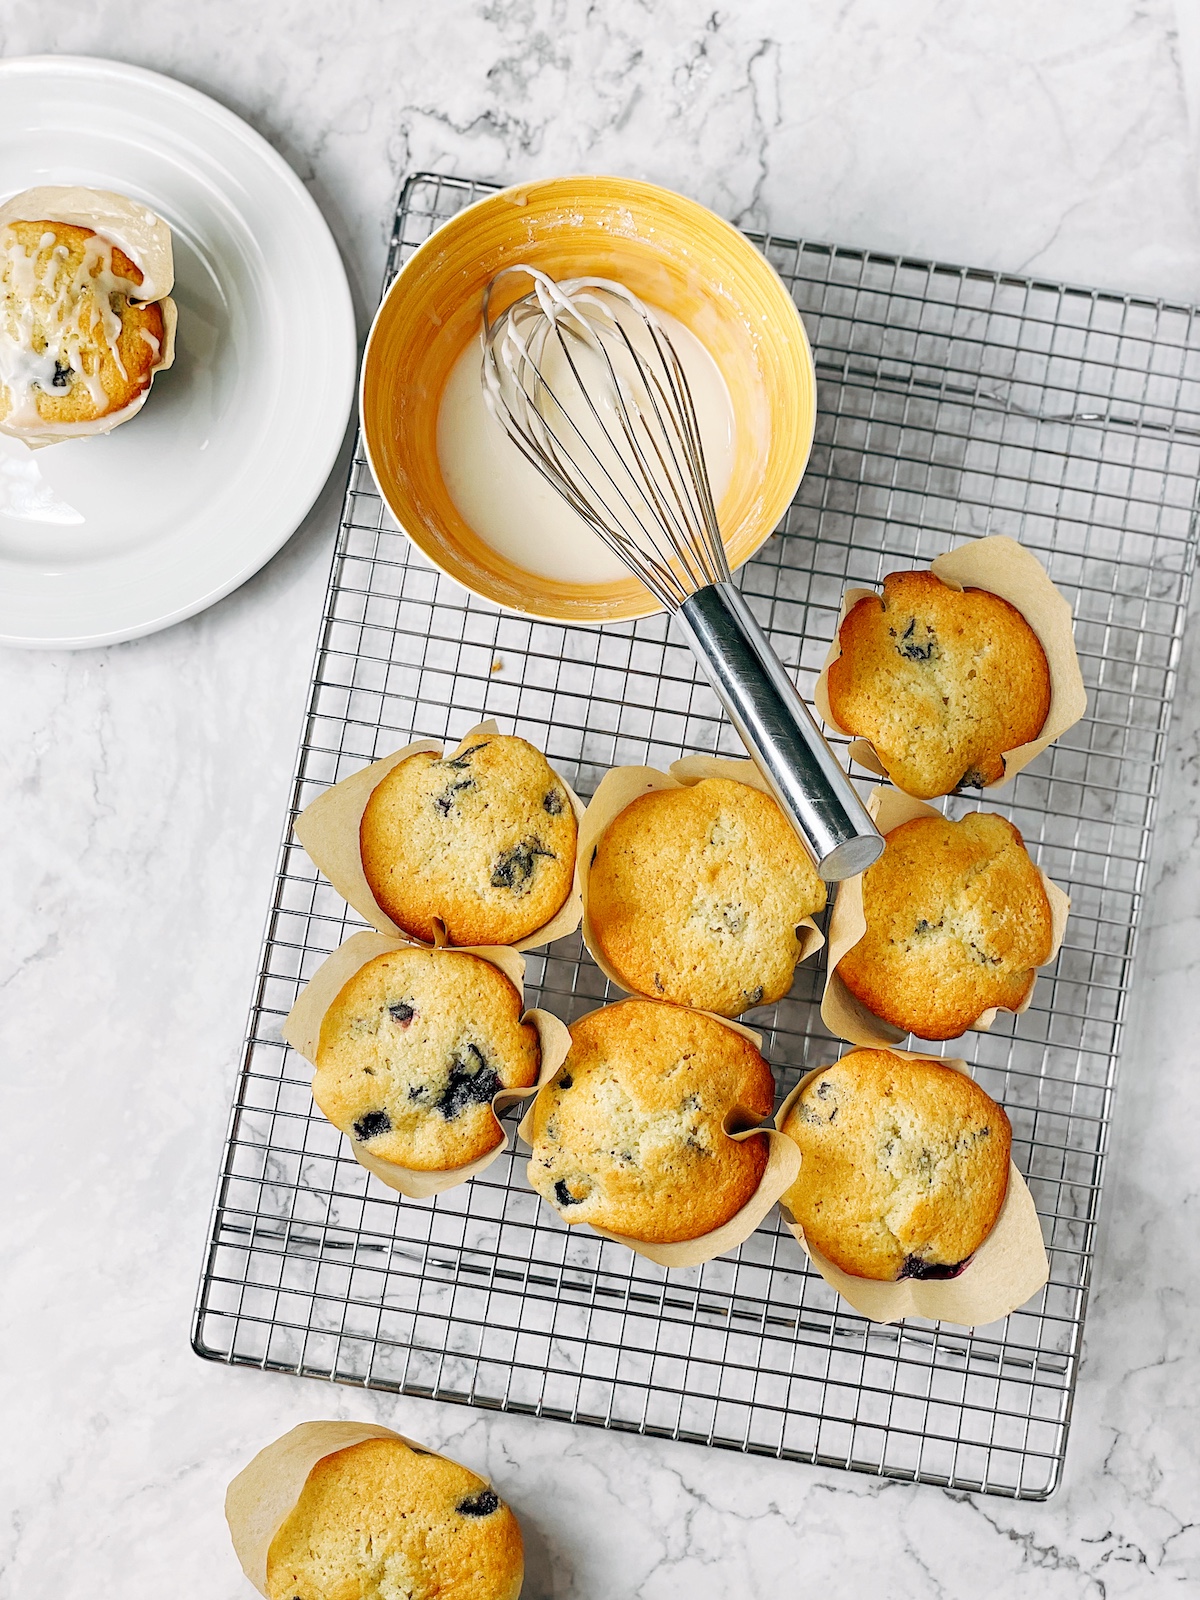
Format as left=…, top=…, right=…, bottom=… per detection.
left=194, top=171, right=1200, bottom=1500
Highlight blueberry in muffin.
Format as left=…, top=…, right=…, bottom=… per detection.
left=587, top=776, right=826, bottom=1017
left=359, top=732, right=576, bottom=945
left=779, top=1048, right=1012, bottom=1281
left=528, top=998, right=775, bottom=1243
left=835, top=811, right=1053, bottom=1040
left=312, top=946, right=540, bottom=1170
left=264, top=1435, right=524, bottom=1600
left=825, top=569, right=1051, bottom=798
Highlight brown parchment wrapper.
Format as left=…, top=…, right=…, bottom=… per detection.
left=813, top=535, right=1088, bottom=793
left=516, top=1000, right=801, bottom=1268
left=821, top=787, right=1071, bottom=1048
left=292, top=720, right=585, bottom=952
left=281, top=930, right=571, bottom=1198
left=775, top=1048, right=1049, bottom=1326
left=576, top=757, right=824, bottom=1001
left=225, top=1422, right=494, bottom=1596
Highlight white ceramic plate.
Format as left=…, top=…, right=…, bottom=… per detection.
left=0, top=55, right=357, bottom=648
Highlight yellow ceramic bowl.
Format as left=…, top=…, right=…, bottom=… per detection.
left=360, top=175, right=816, bottom=624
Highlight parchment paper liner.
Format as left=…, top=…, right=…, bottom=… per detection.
left=821, top=787, right=1070, bottom=1048
left=775, top=1047, right=1049, bottom=1326
left=225, top=1421, right=510, bottom=1597
left=293, top=720, right=585, bottom=952
left=282, top=930, right=571, bottom=1198
left=516, top=999, right=800, bottom=1268
left=577, top=756, right=824, bottom=1005
left=813, top=535, right=1087, bottom=793
left=0, top=185, right=178, bottom=448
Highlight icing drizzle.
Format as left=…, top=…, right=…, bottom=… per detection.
left=0, top=226, right=141, bottom=428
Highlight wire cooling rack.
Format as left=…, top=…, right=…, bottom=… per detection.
left=194, top=171, right=1200, bottom=1500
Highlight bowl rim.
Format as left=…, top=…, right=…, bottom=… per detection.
left=359, top=173, right=817, bottom=625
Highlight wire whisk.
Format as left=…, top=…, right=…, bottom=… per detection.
left=483, top=271, right=728, bottom=609
left=481, top=266, right=883, bottom=880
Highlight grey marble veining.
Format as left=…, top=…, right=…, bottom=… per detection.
left=1, top=2, right=1198, bottom=1595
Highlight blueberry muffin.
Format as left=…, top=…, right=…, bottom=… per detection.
left=360, top=733, right=576, bottom=945
left=0, top=217, right=170, bottom=436
left=266, top=1436, right=523, bottom=1600
left=835, top=812, right=1053, bottom=1040
left=825, top=569, right=1051, bottom=798
left=587, top=777, right=827, bottom=1017
left=312, top=947, right=540, bottom=1170
left=528, top=999, right=775, bottom=1243
left=780, top=1048, right=1012, bottom=1281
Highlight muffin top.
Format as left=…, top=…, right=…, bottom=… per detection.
left=360, top=734, right=576, bottom=946
left=836, top=812, right=1054, bottom=1040
left=779, top=1048, right=1012, bottom=1282
left=587, top=777, right=827, bottom=1017
left=266, top=1437, right=524, bottom=1600
left=313, top=947, right=540, bottom=1171
left=527, top=999, right=775, bottom=1243
left=0, top=219, right=167, bottom=430
left=825, top=569, right=1051, bottom=798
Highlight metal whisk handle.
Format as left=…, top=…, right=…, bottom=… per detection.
left=675, top=583, right=885, bottom=882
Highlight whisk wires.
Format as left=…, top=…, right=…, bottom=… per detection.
left=481, top=267, right=731, bottom=610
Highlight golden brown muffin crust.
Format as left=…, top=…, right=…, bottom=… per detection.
left=588, top=777, right=827, bottom=1017
left=780, top=1048, right=1012, bottom=1281
left=836, top=812, right=1054, bottom=1041
left=313, top=947, right=540, bottom=1171
left=826, top=569, right=1051, bottom=798
left=266, top=1437, right=524, bottom=1600
left=528, top=999, right=775, bottom=1243
left=360, top=734, right=576, bottom=946
left=0, top=219, right=166, bottom=424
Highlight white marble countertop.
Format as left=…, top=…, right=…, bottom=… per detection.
left=2, top=3, right=1199, bottom=1594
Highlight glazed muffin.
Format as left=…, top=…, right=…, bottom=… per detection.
left=836, top=812, right=1054, bottom=1041
left=825, top=569, right=1051, bottom=798
left=266, top=1436, right=523, bottom=1600
left=312, top=947, right=540, bottom=1170
left=0, top=218, right=169, bottom=435
left=587, top=777, right=827, bottom=1017
left=360, top=733, right=576, bottom=945
left=528, top=999, right=775, bottom=1243
left=780, top=1048, right=1012, bottom=1281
